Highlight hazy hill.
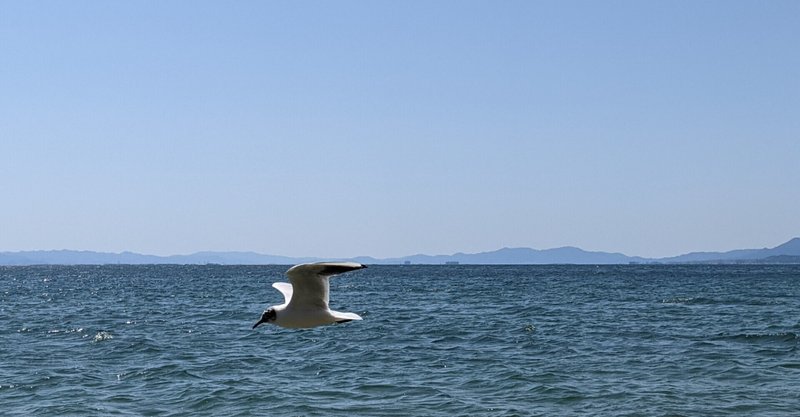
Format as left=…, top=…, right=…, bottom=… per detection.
left=0, top=250, right=318, bottom=266
left=1, top=238, right=798, bottom=265
left=372, top=246, right=647, bottom=265
left=660, top=237, right=800, bottom=263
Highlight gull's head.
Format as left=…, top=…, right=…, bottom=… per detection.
left=252, top=308, right=277, bottom=329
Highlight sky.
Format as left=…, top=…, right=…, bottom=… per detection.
left=1, top=1, right=798, bottom=259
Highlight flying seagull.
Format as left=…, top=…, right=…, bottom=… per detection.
left=252, top=262, right=367, bottom=329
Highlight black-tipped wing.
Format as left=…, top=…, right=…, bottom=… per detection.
left=285, top=262, right=366, bottom=309
left=316, top=263, right=368, bottom=276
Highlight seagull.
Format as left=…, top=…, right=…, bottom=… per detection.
left=252, top=262, right=367, bottom=329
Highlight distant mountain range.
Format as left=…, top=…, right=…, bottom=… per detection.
left=2, top=238, right=799, bottom=265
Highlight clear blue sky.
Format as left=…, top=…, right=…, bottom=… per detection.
left=1, top=1, right=798, bottom=259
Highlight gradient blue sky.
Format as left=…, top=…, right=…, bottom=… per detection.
left=2, top=1, right=798, bottom=258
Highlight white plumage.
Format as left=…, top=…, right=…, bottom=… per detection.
left=253, top=262, right=367, bottom=329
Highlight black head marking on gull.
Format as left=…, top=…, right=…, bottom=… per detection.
left=252, top=308, right=276, bottom=329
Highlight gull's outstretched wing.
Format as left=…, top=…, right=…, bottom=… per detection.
left=271, top=282, right=293, bottom=305
left=285, top=262, right=366, bottom=309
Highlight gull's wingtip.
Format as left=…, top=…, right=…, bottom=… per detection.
left=318, top=262, right=367, bottom=276
left=286, top=261, right=368, bottom=278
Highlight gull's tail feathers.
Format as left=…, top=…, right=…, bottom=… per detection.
left=330, top=310, right=363, bottom=323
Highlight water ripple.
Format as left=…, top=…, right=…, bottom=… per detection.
left=2, top=265, right=800, bottom=416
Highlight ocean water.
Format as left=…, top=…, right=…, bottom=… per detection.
left=1, top=264, right=799, bottom=416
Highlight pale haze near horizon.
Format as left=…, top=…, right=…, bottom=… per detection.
left=1, top=1, right=798, bottom=259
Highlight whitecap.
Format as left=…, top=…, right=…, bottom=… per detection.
left=92, top=331, right=113, bottom=342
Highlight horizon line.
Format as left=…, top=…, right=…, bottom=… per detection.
left=2, top=236, right=797, bottom=261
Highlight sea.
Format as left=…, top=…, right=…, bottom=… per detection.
left=1, top=264, right=798, bottom=416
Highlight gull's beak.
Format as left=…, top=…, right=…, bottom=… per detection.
left=252, top=318, right=266, bottom=329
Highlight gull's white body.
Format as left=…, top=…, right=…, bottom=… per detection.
left=256, top=262, right=366, bottom=329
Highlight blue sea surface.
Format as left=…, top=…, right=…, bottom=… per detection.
left=1, top=265, right=799, bottom=416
